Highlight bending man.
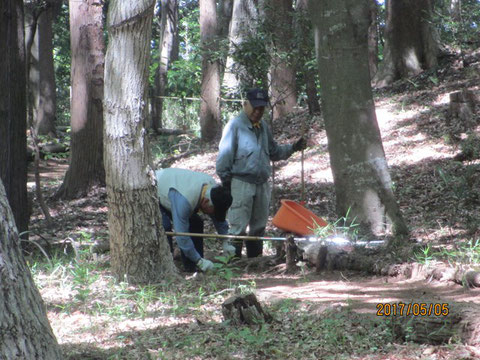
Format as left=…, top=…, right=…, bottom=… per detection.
left=156, top=168, right=234, bottom=272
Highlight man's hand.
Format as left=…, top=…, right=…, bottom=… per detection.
left=293, top=137, right=307, bottom=152
left=197, top=258, right=214, bottom=272
left=222, top=240, right=236, bottom=257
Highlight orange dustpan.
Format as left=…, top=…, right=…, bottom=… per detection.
left=272, top=199, right=328, bottom=236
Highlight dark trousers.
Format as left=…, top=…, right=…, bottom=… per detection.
left=160, top=205, right=204, bottom=272
left=233, top=237, right=263, bottom=258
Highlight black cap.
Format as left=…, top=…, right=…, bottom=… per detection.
left=210, top=185, right=233, bottom=222
left=246, top=88, right=269, bottom=108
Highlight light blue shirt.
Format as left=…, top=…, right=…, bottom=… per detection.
left=216, top=111, right=294, bottom=185
left=168, top=189, right=228, bottom=263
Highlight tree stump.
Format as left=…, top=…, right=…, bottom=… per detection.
left=448, top=89, right=477, bottom=131
left=222, top=293, right=273, bottom=325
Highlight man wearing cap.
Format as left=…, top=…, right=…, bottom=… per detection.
left=216, top=88, right=306, bottom=258
left=155, top=168, right=234, bottom=272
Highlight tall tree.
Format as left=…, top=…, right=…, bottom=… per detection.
left=152, top=0, right=179, bottom=132
left=56, top=0, right=105, bottom=199
left=0, top=0, right=29, bottom=235
left=308, top=0, right=408, bottom=237
left=25, top=0, right=59, bottom=136
left=104, top=0, right=177, bottom=283
left=222, top=0, right=260, bottom=94
left=0, top=180, right=62, bottom=358
left=199, top=0, right=222, bottom=142
left=264, top=0, right=297, bottom=121
left=373, top=0, right=438, bottom=87
left=367, top=0, right=379, bottom=78
left=296, top=0, right=320, bottom=114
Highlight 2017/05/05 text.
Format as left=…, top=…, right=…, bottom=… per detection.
left=376, top=303, right=449, bottom=317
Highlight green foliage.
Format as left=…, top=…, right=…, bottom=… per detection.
left=213, top=255, right=239, bottom=281
left=413, top=245, right=435, bottom=265
left=312, top=207, right=360, bottom=241
left=167, top=58, right=202, bottom=97
left=433, top=0, right=480, bottom=50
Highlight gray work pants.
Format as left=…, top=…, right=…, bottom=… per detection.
left=228, top=178, right=271, bottom=257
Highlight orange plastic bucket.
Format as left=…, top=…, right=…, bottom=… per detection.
left=272, top=199, right=328, bottom=236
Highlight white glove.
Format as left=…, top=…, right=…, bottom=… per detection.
left=197, top=258, right=214, bottom=272
left=222, top=240, right=236, bottom=256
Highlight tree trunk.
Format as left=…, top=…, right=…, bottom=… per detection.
left=104, top=0, right=176, bottom=284
left=56, top=0, right=105, bottom=199
left=308, top=0, right=408, bottom=237
left=296, top=0, right=320, bottom=114
left=0, top=179, right=62, bottom=359
left=222, top=0, right=260, bottom=95
left=152, top=0, right=179, bottom=132
left=265, top=0, right=297, bottom=121
left=0, top=0, right=29, bottom=236
left=373, top=0, right=438, bottom=87
left=27, top=3, right=57, bottom=136
left=368, top=0, right=378, bottom=78
left=199, top=0, right=222, bottom=142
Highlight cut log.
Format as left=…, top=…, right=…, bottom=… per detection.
left=393, top=301, right=480, bottom=346
left=222, top=293, right=273, bottom=325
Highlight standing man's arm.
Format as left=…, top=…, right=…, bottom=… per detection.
left=168, top=189, right=202, bottom=264
left=266, top=124, right=294, bottom=161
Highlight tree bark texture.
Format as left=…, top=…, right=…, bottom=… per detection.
left=367, top=0, right=378, bottom=78
left=265, top=0, right=298, bottom=121
left=308, top=0, right=408, bottom=237
left=152, top=0, right=179, bottom=132
left=222, top=0, right=260, bottom=95
left=199, top=0, right=222, bottom=142
left=104, top=0, right=176, bottom=284
left=26, top=3, right=58, bottom=136
left=296, top=0, right=320, bottom=114
left=0, top=180, right=62, bottom=359
left=57, top=0, right=105, bottom=199
left=373, top=0, right=438, bottom=87
left=0, top=0, right=29, bottom=236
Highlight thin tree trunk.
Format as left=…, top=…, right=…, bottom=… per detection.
left=199, top=0, right=222, bottom=142
left=29, top=4, right=57, bottom=136
left=152, top=0, right=178, bottom=132
left=56, top=0, right=105, bottom=199
left=222, top=0, right=260, bottom=95
left=308, top=0, right=408, bottom=237
left=296, top=0, right=320, bottom=114
left=265, top=0, right=297, bottom=121
left=104, top=0, right=177, bottom=284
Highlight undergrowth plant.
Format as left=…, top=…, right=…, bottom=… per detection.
left=312, top=207, right=360, bottom=242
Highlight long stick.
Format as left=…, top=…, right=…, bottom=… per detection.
left=301, top=116, right=306, bottom=202
left=165, top=231, right=307, bottom=242
left=165, top=231, right=386, bottom=247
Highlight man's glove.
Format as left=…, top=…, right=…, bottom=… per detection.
left=293, top=137, right=307, bottom=152
left=197, top=258, right=214, bottom=272
left=222, top=240, right=236, bottom=257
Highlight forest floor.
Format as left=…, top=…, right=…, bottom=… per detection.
left=27, top=49, right=480, bottom=359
